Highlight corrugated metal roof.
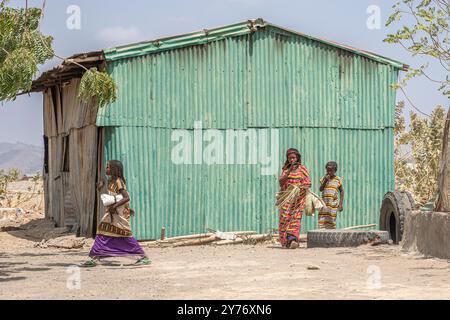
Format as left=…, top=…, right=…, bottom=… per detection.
left=30, top=52, right=105, bottom=92
left=103, top=18, right=407, bottom=70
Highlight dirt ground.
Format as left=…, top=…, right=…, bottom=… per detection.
left=2, top=182, right=450, bottom=300
left=1, top=218, right=450, bottom=300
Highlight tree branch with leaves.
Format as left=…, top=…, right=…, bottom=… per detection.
left=0, top=0, right=117, bottom=108
left=385, top=0, right=449, bottom=97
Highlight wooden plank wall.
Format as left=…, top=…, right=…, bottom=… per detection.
left=42, top=78, right=99, bottom=237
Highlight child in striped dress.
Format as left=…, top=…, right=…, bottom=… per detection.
left=318, top=161, right=344, bottom=229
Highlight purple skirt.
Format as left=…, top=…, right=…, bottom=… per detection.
left=89, top=235, right=146, bottom=258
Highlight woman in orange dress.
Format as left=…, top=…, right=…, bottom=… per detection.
left=278, top=148, right=311, bottom=249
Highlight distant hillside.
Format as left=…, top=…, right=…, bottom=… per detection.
left=0, top=142, right=43, bottom=175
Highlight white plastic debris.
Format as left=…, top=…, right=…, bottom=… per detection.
left=215, top=230, right=237, bottom=241
left=15, top=208, right=25, bottom=217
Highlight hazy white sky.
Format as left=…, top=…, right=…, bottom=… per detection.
left=0, top=0, right=447, bottom=146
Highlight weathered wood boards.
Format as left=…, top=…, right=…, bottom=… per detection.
left=43, top=78, right=99, bottom=237
left=145, top=231, right=271, bottom=248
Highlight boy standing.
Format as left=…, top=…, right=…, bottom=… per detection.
left=319, top=161, right=344, bottom=229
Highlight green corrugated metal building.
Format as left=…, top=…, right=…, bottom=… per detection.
left=32, top=19, right=406, bottom=239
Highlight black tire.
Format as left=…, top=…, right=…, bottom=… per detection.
left=307, top=230, right=390, bottom=248
left=379, top=191, right=413, bottom=244
left=403, top=190, right=416, bottom=210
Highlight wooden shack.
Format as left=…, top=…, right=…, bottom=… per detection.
left=31, top=52, right=105, bottom=237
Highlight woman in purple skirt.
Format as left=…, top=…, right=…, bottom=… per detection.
left=82, top=160, right=150, bottom=267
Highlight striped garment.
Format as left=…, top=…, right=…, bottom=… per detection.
left=278, top=165, right=311, bottom=247
left=318, top=175, right=342, bottom=229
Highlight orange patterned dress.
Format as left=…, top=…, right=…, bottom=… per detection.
left=278, top=165, right=311, bottom=247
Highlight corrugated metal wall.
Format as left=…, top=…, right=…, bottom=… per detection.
left=97, top=27, right=397, bottom=130
left=98, top=26, right=398, bottom=240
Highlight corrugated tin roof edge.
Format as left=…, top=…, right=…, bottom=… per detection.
left=265, top=22, right=407, bottom=70
left=103, top=19, right=260, bottom=61
left=103, top=18, right=407, bottom=70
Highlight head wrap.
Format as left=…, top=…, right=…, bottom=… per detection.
left=286, top=148, right=300, bottom=157
left=283, top=148, right=302, bottom=170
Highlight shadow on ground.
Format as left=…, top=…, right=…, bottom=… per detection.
left=0, top=276, right=27, bottom=283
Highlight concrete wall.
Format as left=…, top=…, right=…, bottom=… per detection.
left=402, top=211, right=450, bottom=259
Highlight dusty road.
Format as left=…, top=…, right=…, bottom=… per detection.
left=1, top=225, right=450, bottom=300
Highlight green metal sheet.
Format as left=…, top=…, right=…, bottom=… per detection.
left=245, top=28, right=399, bottom=129
left=98, top=27, right=399, bottom=130
left=103, top=126, right=394, bottom=240
left=98, top=22, right=399, bottom=240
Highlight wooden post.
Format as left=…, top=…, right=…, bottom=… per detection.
left=160, top=227, right=166, bottom=241
left=435, top=107, right=450, bottom=212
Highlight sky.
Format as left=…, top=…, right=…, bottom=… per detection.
left=0, top=0, right=448, bottom=147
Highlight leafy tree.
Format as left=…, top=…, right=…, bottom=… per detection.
left=385, top=0, right=449, bottom=97
left=395, top=102, right=446, bottom=204
left=0, top=0, right=116, bottom=107
left=0, top=2, right=53, bottom=100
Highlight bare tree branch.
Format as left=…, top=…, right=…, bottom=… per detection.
left=400, top=87, right=431, bottom=118
left=37, top=0, right=46, bottom=31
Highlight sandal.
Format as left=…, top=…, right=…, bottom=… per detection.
left=80, top=259, right=97, bottom=268
left=135, top=257, right=151, bottom=265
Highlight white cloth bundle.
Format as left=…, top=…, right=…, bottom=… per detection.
left=304, top=191, right=326, bottom=217
left=101, top=194, right=123, bottom=207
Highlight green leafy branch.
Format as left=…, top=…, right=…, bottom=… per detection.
left=78, top=67, right=117, bottom=108
left=0, top=0, right=117, bottom=108
left=0, top=2, right=53, bottom=100
left=385, top=0, right=449, bottom=97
